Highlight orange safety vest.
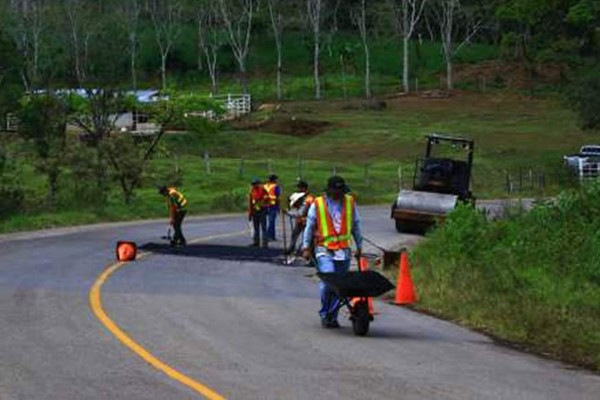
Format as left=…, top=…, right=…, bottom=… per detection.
left=314, top=194, right=354, bottom=250
left=298, top=193, right=316, bottom=225
left=167, top=187, right=187, bottom=212
left=263, top=182, right=278, bottom=206
left=249, top=186, right=269, bottom=214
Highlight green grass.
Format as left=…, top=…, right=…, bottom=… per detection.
left=1, top=91, right=598, bottom=233
left=411, top=184, right=600, bottom=370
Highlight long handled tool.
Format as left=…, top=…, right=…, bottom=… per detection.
left=161, top=227, right=172, bottom=241
left=281, top=208, right=289, bottom=264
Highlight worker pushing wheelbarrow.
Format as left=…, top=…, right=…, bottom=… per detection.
left=301, top=176, right=394, bottom=335
left=317, top=255, right=394, bottom=336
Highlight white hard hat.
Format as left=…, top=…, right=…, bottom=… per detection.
left=289, top=192, right=307, bottom=208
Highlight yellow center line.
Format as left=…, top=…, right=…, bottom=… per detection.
left=89, top=230, right=247, bottom=400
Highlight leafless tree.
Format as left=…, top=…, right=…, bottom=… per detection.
left=217, top=0, right=256, bottom=94
left=434, top=0, right=458, bottom=89
left=390, top=0, right=427, bottom=93
left=148, top=0, right=183, bottom=92
left=6, top=0, right=48, bottom=90
left=432, top=0, right=481, bottom=90
left=197, top=0, right=224, bottom=95
left=122, top=0, right=141, bottom=90
left=350, top=0, right=371, bottom=98
left=64, top=0, right=99, bottom=86
left=266, top=0, right=293, bottom=100
left=306, top=0, right=324, bottom=99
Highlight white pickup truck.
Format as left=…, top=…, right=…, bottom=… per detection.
left=564, top=145, right=600, bottom=169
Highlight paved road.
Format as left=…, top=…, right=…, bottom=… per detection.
left=0, top=207, right=598, bottom=399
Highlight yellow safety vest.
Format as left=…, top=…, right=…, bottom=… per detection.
left=314, top=195, right=354, bottom=250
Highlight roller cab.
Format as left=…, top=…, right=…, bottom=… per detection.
left=392, top=134, right=475, bottom=234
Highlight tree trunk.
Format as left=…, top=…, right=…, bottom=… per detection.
left=276, top=49, right=282, bottom=100
left=161, top=53, right=167, bottom=92
left=313, top=28, right=321, bottom=99
left=364, top=41, right=371, bottom=98
left=446, top=58, right=453, bottom=90
left=403, top=35, right=409, bottom=92
left=130, top=33, right=137, bottom=90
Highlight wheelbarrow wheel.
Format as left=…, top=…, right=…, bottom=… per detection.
left=351, top=301, right=370, bottom=337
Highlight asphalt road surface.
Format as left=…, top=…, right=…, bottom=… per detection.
left=0, top=206, right=598, bottom=400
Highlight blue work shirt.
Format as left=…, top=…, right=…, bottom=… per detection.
left=301, top=195, right=363, bottom=260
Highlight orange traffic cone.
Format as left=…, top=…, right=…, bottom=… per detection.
left=394, top=251, right=416, bottom=305
left=351, top=257, right=377, bottom=315
left=116, top=241, right=137, bottom=262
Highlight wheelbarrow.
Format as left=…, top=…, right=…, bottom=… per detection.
left=317, top=259, right=394, bottom=336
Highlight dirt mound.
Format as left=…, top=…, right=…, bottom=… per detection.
left=232, top=116, right=332, bottom=137
left=454, top=60, right=565, bottom=89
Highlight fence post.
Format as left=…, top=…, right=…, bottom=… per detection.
left=204, top=151, right=211, bottom=175
left=296, top=156, right=303, bottom=179
left=519, top=168, right=523, bottom=192
left=332, top=165, right=337, bottom=176
left=267, top=159, right=273, bottom=174
left=239, top=158, right=245, bottom=178
left=397, top=165, right=402, bottom=190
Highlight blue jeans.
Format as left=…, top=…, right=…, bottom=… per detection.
left=317, top=255, right=351, bottom=322
left=267, top=207, right=278, bottom=240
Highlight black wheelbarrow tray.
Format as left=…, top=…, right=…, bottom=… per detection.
left=317, top=270, right=395, bottom=336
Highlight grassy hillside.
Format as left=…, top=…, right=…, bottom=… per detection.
left=1, top=91, right=597, bottom=233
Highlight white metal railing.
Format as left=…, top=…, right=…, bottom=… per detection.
left=577, top=158, right=600, bottom=180
left=5, top=113, right=19, bottom=132
left=209, top=93, right=252, bottom=120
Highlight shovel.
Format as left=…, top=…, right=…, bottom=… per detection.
left=161, top=227, right=172, bottom=242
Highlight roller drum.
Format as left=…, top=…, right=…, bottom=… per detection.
left=395, top=190, right=458, bottom=215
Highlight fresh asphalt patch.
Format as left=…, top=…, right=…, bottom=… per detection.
left=139, top=242, right=310, bottom=267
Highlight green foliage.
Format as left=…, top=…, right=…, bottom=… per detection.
left=565, top=65, right=600, bottom=129
left=16, top=94, right=68, bottom=203
left=0, top=148, right=24, bottom=218
left=414, top=184, right=600, bottom=369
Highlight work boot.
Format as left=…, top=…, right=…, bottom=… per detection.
left=320, top=318, right=340, bottom=329
left=249, top=242, right=259, bottom=247
left=262, top=241, right=269, bottom=249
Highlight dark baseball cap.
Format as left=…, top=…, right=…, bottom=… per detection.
left=251, top=177, right=261, bottom=185
left=325, top=176, right=350, bottom=193
left=268, top=174, right=278, bottom=181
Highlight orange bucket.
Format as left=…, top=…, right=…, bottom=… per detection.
left=116, top=241, right=137, bottom=262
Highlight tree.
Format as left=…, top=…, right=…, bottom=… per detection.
left=266, top=0, right=290, bottom=100
left=350, top=0, right=372, bottom=98
left=390, top=0, right=427, bottom=93
left=432, top=0, right=481, bottom=90
left=17, top=93, right=68, bottom=204
left=306, top=0, right=325, bottom=99
left=566, top=66, right=600, bottom=130
left=121, top=0, right=141, bottom=90
left=432, top=0, right=459, bottom=90
left=217, top=0, right=256, bottom=94
left=64, top=0, right=97, bottom=86
left=196, top=0, right=225, bottom=95
left=148, top=0, right=183, bottom=92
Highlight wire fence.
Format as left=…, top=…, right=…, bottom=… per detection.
left=152, top=153, right=592, bottom=208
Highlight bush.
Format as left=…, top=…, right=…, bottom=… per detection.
left=0, top=150, right=24, bottom=217
left=413, top=185, right=600, bottom=369
left=565, top=65, right=600, bottom=129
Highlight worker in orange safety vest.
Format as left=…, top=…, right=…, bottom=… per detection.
left=158, top=185, right=188, bottom=247
left=248, top=177, right=270, bottom=248
left=301, top=176, right=363, bottom=329
left=263, top=174, right=282, bottom=241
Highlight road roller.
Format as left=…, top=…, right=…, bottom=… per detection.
left=391, top=134, right=475, bottom=233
